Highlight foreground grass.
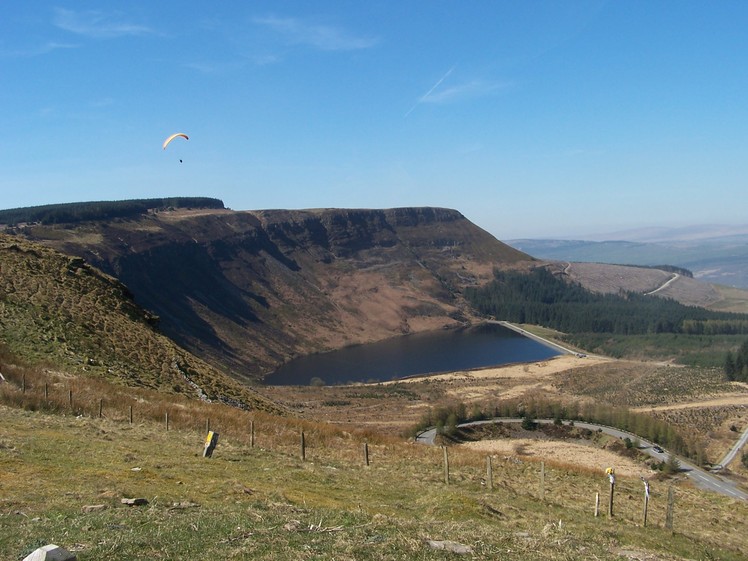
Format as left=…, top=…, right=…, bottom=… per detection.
left=1, top=402, right=747, bottom=561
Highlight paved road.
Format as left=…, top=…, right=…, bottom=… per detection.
left=714, top=424, right=748, bottom=471
left=494, top=321, right=576, bottom=355
left=416, top=418, right=748, bottom=501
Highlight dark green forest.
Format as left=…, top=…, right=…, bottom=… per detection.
left=465, top=266, right=748, bottom=336
left=724, top=339, right=748, bottom=382
left=0, top=197, right=224, bottom=226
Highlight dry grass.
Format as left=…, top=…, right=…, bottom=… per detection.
left=2, top=368, right=748, bottom=560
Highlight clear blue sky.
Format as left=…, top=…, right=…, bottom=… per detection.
left=2, top=2, right=747, bottom=239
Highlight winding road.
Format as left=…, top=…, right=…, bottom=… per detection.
left=715, top=425, right=748, bottom=472
left=645, top=273, right=680, bottom=295
left=416, top=418, right=748, bottom=501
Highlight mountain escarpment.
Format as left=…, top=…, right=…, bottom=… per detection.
left=11, top=206, right=532, bottom=382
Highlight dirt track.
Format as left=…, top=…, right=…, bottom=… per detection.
left=463, top=439, right=652, bottom=478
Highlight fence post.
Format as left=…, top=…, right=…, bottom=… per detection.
left=129, top=405, right=133, bottom=424
left=300, top=430, right=306, bottom=461
left=22, top=374, right=26, bottom=394
left=165, top=412, right=169, bottom=431
left=99, top=399, right=103, bottom=419
left=642, top=480, right=650, bottom=527
left=68, top=389, right=73, bottom=411
left=363, top=442, right=369, bottom=467
left=442, top=446, right=450, bottom=485
left=250, top=420, right=255, bottom=448
left=540, top=461, right=545, bottom=500
left=206, top=418, right=210, bottom=433
left=486, top=456, right=493, bottom=491
left=665, top=486, right=675, bottom=530
left=594, top=492, right=600, bottom=517
left=44, top=383, right=48, bottom=401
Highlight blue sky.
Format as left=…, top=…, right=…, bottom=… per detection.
left=1, top=2, right=747, bottom=239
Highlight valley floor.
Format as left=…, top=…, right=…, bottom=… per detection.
left=256, top=354, right=748, bottom=484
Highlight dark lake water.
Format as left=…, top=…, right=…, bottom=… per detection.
left=263, top=322, right=561, bottom=386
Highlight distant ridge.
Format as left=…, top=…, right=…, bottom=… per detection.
left=0, top=197, right=224, bottom=226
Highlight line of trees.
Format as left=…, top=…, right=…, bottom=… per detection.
left=724, top=339, right=748, bottom=381
left=464, top=266, right=748, bottom=336
left=0, top=197, right=225, bottom=226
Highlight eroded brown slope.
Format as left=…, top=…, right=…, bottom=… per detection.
left=14, top=207, right=533, bottom=381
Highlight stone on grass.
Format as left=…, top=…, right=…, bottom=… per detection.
left=121, top=497, right=148, bottom=506
left=426, top=539, right=473, bottom=555
left=22, top=544, right=76, bottom=561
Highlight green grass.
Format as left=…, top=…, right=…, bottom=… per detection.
left=2, top=387, right=748, bottom=560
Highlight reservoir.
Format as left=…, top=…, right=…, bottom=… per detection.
left=264, top=322, right=561, bottom=386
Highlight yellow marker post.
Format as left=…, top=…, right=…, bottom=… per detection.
left=203, top=431, right=219, bottom=458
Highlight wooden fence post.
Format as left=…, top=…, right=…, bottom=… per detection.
left=300, top=430, right=306, bottom=461
left=206, top=418, right=210, bottom=433
left=99, top=399, right=103, bottom=419
left=540, top=461, right=545, bottom=500
left=165, top=412, right=169, bottom=431
left=250, top=420, right=255, bottom=448
left=363, top=442, right=369, bottom=466
left=486, top=456, right=493, bottom=491
left=129, top=405, right=133, bottom=424
left=22, top=374, right=26, bottom=394
left=665, top=485, right=675, bottom=530
left=594, top=492, right=600, bottom=517
left=68, top=389, right=73, bottom=411
left=442, top=446, right=450, bottom=485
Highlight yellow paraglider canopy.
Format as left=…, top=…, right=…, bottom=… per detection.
left=162, top=132, right=189, bottom=150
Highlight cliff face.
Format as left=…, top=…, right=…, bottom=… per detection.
left=14, top=207, right=532, bottom=381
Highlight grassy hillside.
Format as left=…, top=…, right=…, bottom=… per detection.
left=0, top=234, right=279, bottom=412
left=1, top=374, right=747, bottom=560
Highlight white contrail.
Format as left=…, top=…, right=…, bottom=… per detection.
left=404, top=65, right=456, bottom=117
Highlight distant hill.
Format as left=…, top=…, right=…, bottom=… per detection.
left=507, top=227, right=748, bottom=289
left=0, top=234, right=280, bottom=412
left=0, top=197, right=224, bottom=225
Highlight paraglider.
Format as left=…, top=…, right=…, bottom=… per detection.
left=163, top=133, right=188, bottom=163
left=162, top=132, right=188, bottom=150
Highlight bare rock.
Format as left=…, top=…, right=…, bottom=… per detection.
left=81, top=504, right=107, bottom=513
left=121, top=497, right=148, bottom=506
left=426, top=539, right=473, bottom=555
left=22, top=544, right=76, bottom=561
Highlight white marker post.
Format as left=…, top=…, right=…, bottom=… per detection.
left=605, top=467, right=615, bottom=517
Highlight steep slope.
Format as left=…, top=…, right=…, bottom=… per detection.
left=0, top=234, right=280, bottom=411
left=10, top=206, right=533, bottom=381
